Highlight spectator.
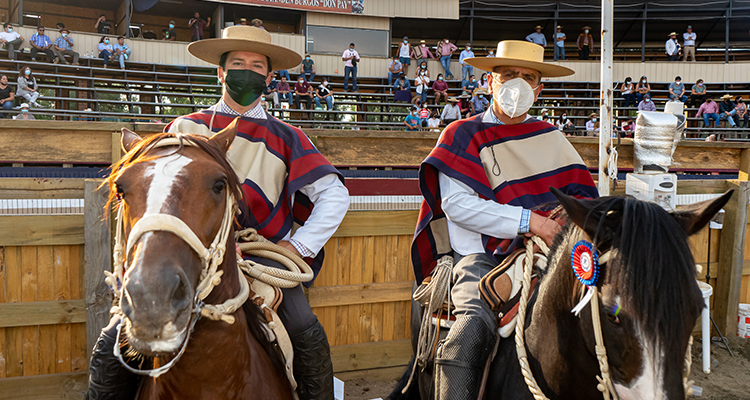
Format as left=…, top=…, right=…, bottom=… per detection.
left=734, top=96, right=748, bottom=128
left=294, top=76, right=313, bottom=110
left=487, top=48, right=495, bottom=57
left=113, top=36, right=131, bottom=70
left=239, top=18, right=248, bottom=26
left=95, top=15, right=112, bottom=34
left=669, top=76, right=688, bottom=103
left=55, top=22, right=65, bottom=30
left=30, top=26, right=54, bottom=62
left=706, top=134, right=717, bottom=141
left=411, top=40, right=434, bottom=67
left=458, top=93, right=471, bottom=118
left=459, top=43, right=474, bottom=81
left=437, top=37, right=457, bottom=79
left=404, top=106, right=420, bottom=131
left=415, top=60, right=429, bottom=79
left=0, top=74, right=14, bottom=118
left=388, top=55, right=402, bottom=87
left=470, top=92, right=488, bottom=116
left=620, top=118, right=635, bottom=137
left=432, top=73, right=449, bottom=104
left=462, top=74, right=477, bottom=96
left=557, top=112, right=575, bottom=133
left=620, top=77, right=636, bottom=107
left=13, top=103, right=34, bottom=120
left=526, top=26, right=546, bottom=47
left=478, top=73, right=489, bottom=90
left=427, top=111, right=441, bottom=131
left=164, top=21, right=177, bottom=41
left=638, top=94, right=656, bottom=111
left=260, top=95, right=268, bottom=112
left=251, top=19, right=265, bottom=31
left=666, top=32, right=680, bottom=61
left=301, top=54, right=315, bottom=83
left=0, top=23, right=24, bottom=61
left=315, top=79, right=334, bottom=110
left=683, top=26, right=696, bottom=62
left=554, top=25, right=566, bottom=61
left=696, top=97, right=719, bottom=128
left=537, top=107, right=550, bottom=122
left=691, top=79, right=707, bottom=107
left=17, top=66, right=42, bottom=107
left=53, top=29, right=79, bottom=66
left=418, top=102, right=430, bottom=127
left=577, top=26, right=594, bottom=60
left=415, top=69, right=430, bottom=104
left=277, top=75, right=291, bottom=104
left=635, top=76, right=650, bottom=103
left=263, top=73, right=279, bottom=108
left=719, top=94, right=737, bottom=127
left=98, top=36, right=113, bottom=68
left=586, top=112, right=600, bottom=133
left=398, top=36, right=411, bottom=76
left=276, top=69, right=290, bottom=81
left=342, top=43, right=359, bottom=92
left=393, top=73, right=411, bottom=102
left=441, top=97, right=461, bottom=125
left=189, top=12, right=211, bottom=41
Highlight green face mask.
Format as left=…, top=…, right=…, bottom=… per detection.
left=224, top=69, right=267, bottom=107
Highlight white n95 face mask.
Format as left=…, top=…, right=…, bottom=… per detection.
left=492, top=77, right=538, bottom=118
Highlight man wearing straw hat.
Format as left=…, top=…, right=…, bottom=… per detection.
left=666, top=32, right=681, bottom=61
left=525, top=25, right=546, bottom=47
left=87, top=26, right=347, bottom=400
left=412, top=40, right=598, bottom=400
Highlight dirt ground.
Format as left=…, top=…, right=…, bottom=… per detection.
left=342, top=336, right=750, bottom=400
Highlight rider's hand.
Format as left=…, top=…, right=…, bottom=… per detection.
left=527, top=212, right=560, bottom=246
left=277, top=240, right=303, bottom=259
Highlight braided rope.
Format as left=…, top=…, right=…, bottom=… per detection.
left=684, top=336, right=694, bottom=397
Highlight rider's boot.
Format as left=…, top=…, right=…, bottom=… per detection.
left=290, top=320, right=334, bottom=400
left=434, top=316, right=495, bottom=400
left=87, top=315, right=142, bottom=400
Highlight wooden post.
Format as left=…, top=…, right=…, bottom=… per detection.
left=714, top=179, right=750, bottom=335
left=739, top=148, right=750, bottom=181
left=84, top=179, right=112, bottom=356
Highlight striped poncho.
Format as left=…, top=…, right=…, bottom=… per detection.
left=411, top=113, right=598, bottom=283
left=165, top=109, right=342, bottom=284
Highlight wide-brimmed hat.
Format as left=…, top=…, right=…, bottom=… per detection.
left=722, top=94, right=732, bottom=100
left=240, top=18, right=247, bottom=23
left=535, top=25, right=543, bottom=30
left=582, top=26, right=592, bottom=31
left=668, top=32, right=677, bottom=36
left=447, top=97, right=458, bottom=102
left=187, top=25, right=301, bottom=70
left=251, top=18, right=262, bottom=25
left=557, top=25, right=563, bottom=29
left=463, top=40, right=574, bottom=77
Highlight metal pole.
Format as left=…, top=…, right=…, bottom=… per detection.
left=725, top=1, right=731, bottom=63
left=599, top=0, right=613, bottom=196
left=125, top=0, right=131, bottom=39
left=17, top=0, right=23, bottom=27
left=553, top=4, right=559, bottom=60
left=469, top=1, right=474, bottom=45
left=641, top=3, right=646, bottom=63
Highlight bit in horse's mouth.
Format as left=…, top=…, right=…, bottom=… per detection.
left=123, top=317, right=188, bottom=357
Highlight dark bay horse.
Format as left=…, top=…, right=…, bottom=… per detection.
left=105, top=120, right=292, bottom=399
left=390, top=188, right=732, bottom=400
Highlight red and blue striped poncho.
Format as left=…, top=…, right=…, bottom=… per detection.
left=166, top=109, right=342, bottom=285
left=411, top=113, right=599, bottom=283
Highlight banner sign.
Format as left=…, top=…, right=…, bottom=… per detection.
left=206, top=0, right=364, bottom=14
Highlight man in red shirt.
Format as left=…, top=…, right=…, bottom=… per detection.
left=294, top=76, right=313, bottom=112
left=188, top=12, right=211, bottom=41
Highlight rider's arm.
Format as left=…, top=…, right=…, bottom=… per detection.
left=288, top=174, right=350, bottom=257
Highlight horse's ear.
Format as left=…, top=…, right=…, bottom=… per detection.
left=549, top=186, right=599, bottom=236
left=671, top=190, right=734, bottom=236
left=209, top=117, right=240, bottom=153
left=121, top=128, right=143, bottom=153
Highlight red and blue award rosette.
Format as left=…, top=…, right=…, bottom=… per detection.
left=570, top=240, right=600, bottom=287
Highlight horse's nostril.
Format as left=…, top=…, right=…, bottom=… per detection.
left=171, top=273, right=190, bottom=312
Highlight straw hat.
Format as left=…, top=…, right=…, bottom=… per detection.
left=463, top=40, right=573, bottom=77
left=582, top=26, right=592, bottom=31
left=557, top=25, right=563, bottom=29
left=187, top=25, right=301, bottom=70
left=535, top=25, right=543, bottom=30
left=668, top=32, right=677, bottom=36
left=448, top=97, right=458, bottom=103
left=240, top=18, right=247, bottom=23
left=251, top=18, right=262, bottom=25
left=589, top=112, right=597, bottom=118
left=722, top=94, right=732, bottom=100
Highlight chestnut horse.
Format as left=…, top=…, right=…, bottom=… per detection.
left=105, top=120, right=292, bottom=399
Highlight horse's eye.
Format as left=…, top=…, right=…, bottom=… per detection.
left=606, top=312, right=620, bottom=324
left=115, top=184, right=124, bottom=199
left=213, top=180, right=226, bottom=194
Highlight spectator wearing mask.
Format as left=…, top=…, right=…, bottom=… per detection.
left=388, top=55, right=402, bottom=87
left=683, top=26, right=696, bottom=62
left=537, top=108, right=550, bottom=122
left=557, top=112, right=575, bottom=133
left=13, top=102, right=34, bottom=120
left=734, top=96, right=748, bottom=128
left=457, top=93, right=471, bottom=118
left=719, top=94, right=737, bottom=127
left=251, top=19, right=265, bottom=31
left=189, top=12, right=211, bottom=42
left=691, top=79, right=707, bottom=107
left=263, top=73, right=279, bottom=108
left=113, top=36, right=131, bottom=69
left=0, top=23, right=24, bottom=61
left=696, top=97, right=719, bottom=128
left=315, top=79, right=334, bottom=111
left=620, top=77, right=635, bottom=107
left=486, top=49, right=495, bottom=57
left=0, top=74, right=14, bottom=118
left=53, top=29, right=79, bottom=65
left=462, top=75, right=477, bottom=96
left=469, top=92, right=489, bottom=116
left=635, top=76, right=650, bottom=103
left=301, top=54, right=315, bottom=83
left=525, top=26, right=546, bottom=47
left=30, top=26, right=54, bottom=62
left=459, top=44, right=474, bottom=82
left=415, top=60, right=430, bottom=79
left=666, top=32, right=680, bottom=61
left=586, top=112, right=600, bottom=134
left=411, top=40, right=435, bottom=67
left=432, top=73, right=449, bottom=104
left=277, top=75, right=291, bottom=104
left=478, top=73, right=489, bottom=90
left=437, top=37, right=458, bottom=79
left=404, top=106, right=420, bottom=131
left=17, top=66, right=42, bottom=108
left=418, top=103, right=431, bottom=127
left=554, top=25, right=566, bottom=61
left=342, top=43, right=360, bottom=92
left=415, top=68, right=430, bottom=104
left=427, top=112, right=441, bottom=131
left=669, top=76, right=688, bottom=103
left=95, top=15, right=112, bottom=34
left=164, top=21, right=177, bottom=41
left=393, top=73, right=411, bottom=103
left=98, top=36, right=113, bottom=68
left=638, top=94, right=656, bottom=111
left=577, top=26, right=594, bottom=60
left=294, top=76, right=313, bottom=110
left=398, top=37, right=411, bottom=76
left=440, top=97, right=461, bottom=126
